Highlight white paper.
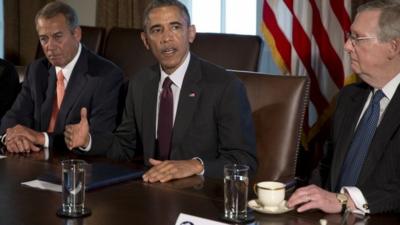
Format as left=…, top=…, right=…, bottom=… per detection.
left=175, top=213, right=228, bottom=225
left=21, top=179, right=62, bottom=192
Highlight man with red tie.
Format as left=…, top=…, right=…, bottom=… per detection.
left=0, top=2, right=123, bottom=153
left=64, top=0, right=257, bottom=182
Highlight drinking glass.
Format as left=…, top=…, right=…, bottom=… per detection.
left=57, top=159, right=91, bottom=217
left=224, top=164, right=249, bottom=221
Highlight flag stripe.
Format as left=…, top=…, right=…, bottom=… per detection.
left=309, top=0, right=344, bottom=88
left=262, top=1, right=292, bottom=71
left=262, top=0, right=352, bottom=144
left=284, top=0, right=330, bottom=113
left=330, top=0, right=351, bottom=35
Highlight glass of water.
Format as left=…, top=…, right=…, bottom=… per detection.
left=224, top=164, right=249, bottom=222
left=57, top=159, right=91, bottom=217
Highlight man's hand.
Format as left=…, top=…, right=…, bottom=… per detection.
left=287, top=184, right=343, bottom=213
left=64, top=108, right=90, bottom=150
left=142, top=158, right=204, bottom=183
left=5, top=125, right=45, bottom=146
left=5, top=135, right=41, bottom=153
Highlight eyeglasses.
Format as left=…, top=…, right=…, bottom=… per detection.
left=346, top=32, right=377, bottom=46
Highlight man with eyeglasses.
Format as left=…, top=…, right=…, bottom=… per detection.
left=288, top=0, right=400, bottom=214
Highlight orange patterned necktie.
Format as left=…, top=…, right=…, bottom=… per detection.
left=48, top=70, right=65, bottom=132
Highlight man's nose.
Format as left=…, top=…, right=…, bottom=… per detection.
left=344, top=38, right=353, bottom=53
left=45, top=37, right=58, bottom=51
left=161, top=29, right=173, bottom=43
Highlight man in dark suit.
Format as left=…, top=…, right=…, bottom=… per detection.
left=64, top=0, right=257, bottom=182
left=288, top=0, right=400, bottom=214
left=0, top=2, right=123, bottom=153
left=0, top=59, right=19, bottom=122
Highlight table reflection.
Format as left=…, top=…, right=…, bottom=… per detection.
left=62, top=218, right=85, bottom=225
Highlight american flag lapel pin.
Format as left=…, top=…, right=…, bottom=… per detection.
left=189, top=92, right=196, bottom=97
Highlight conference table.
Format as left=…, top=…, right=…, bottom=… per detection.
left=0, top=150, right=399, bottom=225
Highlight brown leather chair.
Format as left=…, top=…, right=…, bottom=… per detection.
left=191, top=33, right=262, bottom=72
left=102, top=27, right=157, bottom=79
left=35, top=26, right=106, bottom=58
left=234, top=70, right=309, bottom=183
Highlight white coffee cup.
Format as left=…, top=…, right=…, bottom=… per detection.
left=253, top=181, right=285, bottom=208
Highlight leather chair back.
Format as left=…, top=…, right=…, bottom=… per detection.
left=79, top=26, right=106, bottom=54
left=192, top=33, right=262, bottom=72
left=36, top=26, right=106, bottom=58
left=102, top=27, right=157, bottom=79
left=235, top=70, right=309, bottom=182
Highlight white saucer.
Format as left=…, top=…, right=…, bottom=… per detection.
left=248, top=199, right=293, bottom=214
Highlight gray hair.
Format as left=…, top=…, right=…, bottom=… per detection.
left=35, top=1, right=79, bottom=31
left=142, top=0, right=191, bottom=31
left=357, top=0, right=400, bottom=42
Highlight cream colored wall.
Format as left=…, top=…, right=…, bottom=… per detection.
left=62, top=0, right=97, bottom=26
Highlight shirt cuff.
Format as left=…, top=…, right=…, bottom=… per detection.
left=192, top=157, right=204, bottom=176
left=341, top=186, right=370, bottom=215
left=43, top=132, right=49, bottom=148
left=78, top=134, right=92, bottom=152
left=1, top=134, right=6, bottom=144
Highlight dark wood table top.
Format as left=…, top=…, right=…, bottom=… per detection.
left=0, top=151, right=399, bottom=225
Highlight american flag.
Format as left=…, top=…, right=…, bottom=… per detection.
left=262, top=0, right=355, bottom=146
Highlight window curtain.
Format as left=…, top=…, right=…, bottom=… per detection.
left=4, top=0, right=50, bottom=65
left=96, top=0, right=151, bottom=30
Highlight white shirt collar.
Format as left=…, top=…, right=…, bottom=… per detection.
left=159, top=52, right=191, bottom=88
left=379, top=72, right=400, bottom=100
left=55, top=43, right=82, bottom=86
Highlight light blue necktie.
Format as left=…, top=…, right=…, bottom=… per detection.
left=337, top=90, right=385, bottom=190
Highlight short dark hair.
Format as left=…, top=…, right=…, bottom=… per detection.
left=357, top=0, right=400, bottom=41
left=142, top=0, right=191, bottom=30
left=35, top=1, right=79, bottom=31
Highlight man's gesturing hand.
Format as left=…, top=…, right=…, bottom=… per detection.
left=64, top=107, right=90, bottom=150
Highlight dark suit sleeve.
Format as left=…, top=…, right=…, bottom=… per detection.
left=70, top=66, right=125, bottom=153
left=360, top=135, right=400, bottom=213
left=87, top=67, right=123, bottom=134
left=203, top=78, right=257, bottom=177
left=0, top=60, right=19, bottom=122
left=88, top=79, right=137, bottom=160
left=363, top=180, right=400, bottom=213
left=0, top=64, right=36, bottom=133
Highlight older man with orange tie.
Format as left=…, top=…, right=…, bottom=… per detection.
left=0, top=1, right=123, bottom=153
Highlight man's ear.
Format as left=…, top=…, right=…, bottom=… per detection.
left=188, top=25, right=196, bottom=44
left=385, top=38, right=400, bottom=60
left=392, top=38, right=400, bottom=54
left=73, top=26, right=82, bottom=42
left=141, top=32, right=150, bottom=50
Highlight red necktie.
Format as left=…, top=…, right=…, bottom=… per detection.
left=157, top=77, right=173, bottom=160
left=48, top=70, right=65, bottom=132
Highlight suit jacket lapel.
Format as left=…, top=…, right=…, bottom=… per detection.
left=170, top=56, right=201, bottom=158
left=358, top=85, right=400, bottom=185
left=330, top=86, right=370, bottom=190
left=41, top=67, right=57, bottom=130
left=142, top=66, right=159, bottom=160
left=55, top=49, right=88, bottom=131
